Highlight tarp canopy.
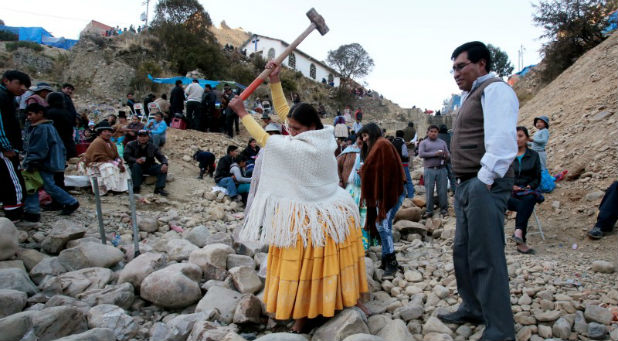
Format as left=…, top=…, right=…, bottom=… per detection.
left=603, top=10, right=618, bottom=35
left=0, top=25, right=77, bottom=50
left=147, top=74, right=246, bottom=89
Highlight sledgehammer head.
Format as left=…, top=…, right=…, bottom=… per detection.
left=306, top=8, right=329, bottom=35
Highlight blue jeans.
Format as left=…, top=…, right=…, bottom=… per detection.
left=217, top=177, right=238, bottom=197
left=376, top=193, right=405, bottom=256
left=403, top=165, right=415, bottom=198
left=25, top=170, right=77, bottom=214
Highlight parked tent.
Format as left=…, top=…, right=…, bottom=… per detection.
left=0, top=25, right=77, bottom=50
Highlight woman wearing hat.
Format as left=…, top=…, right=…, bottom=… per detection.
left=26, top=83, right=54, bottom=107
left=529, top=116, right=550, bottom=169
left=228, top=61, right=368, bottom=333
left=83, top=121, right=130, bottom=195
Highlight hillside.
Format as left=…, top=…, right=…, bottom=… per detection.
left=209, top=21, right=251, bottom=48
left=516, top=31, right=618, bottom=241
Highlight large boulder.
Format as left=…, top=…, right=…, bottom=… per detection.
left=233, top=294, right=263, bottom=324
left=0, top=268, right=37, bottom=296
left=140, top=263, right=202, bottom=308
left=53, top=328, right=116, bottom=341
left=227, top=254, right=256, bottom=270
left=184, top=225, right=211, bottom=247
left=376, top=319, right=412, bottom=340
left=16, top=248, right=47, bottom=271
left=38, top=267, right=113, bottom=297
left=195, top=286, right=243, bottom=324
left=394, top=207, right=422, bottom=222
left=189, top=243, right=235, bottom=270
left=45, top=294, right=92, bottom=314
left=87, top=304, right=138, bottom=341
left=30, top=257, right=67, bottom=284
left=117, top=252, right=166, bottom=288
left=0, top=217, right=18, bottom=261
left=229, top=266, right=263, bottom=294
left=0, top=306, right=88, bottom=341
left=0, top=313, right=34, bottom=341
left=584, top=304, right=613, bottom=325
left=77, top=282, right=135, bottom=309
left=138, top=216, right=158, bottom=233
left=58, top=242, right=124, bottom=270
left=393, top=220, right=426, bottom=235
left=312, top=308, right=369, bottom=341
left=41, top=219, right=86, bottom=254
left=0, top=289, right=27, bottom=318
left=166, top=239, right=198, bottom=261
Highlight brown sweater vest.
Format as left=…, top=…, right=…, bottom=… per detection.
left=451, top=77, right=514, bottom=178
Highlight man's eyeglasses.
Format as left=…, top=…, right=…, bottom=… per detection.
left=450, top=62, right=472, bottom=74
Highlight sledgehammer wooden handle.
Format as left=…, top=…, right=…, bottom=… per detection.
left=239, top=8, right=329, bottom=101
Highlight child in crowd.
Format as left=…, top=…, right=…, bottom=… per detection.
left=193, top=150, right=216, bottom=179
left=529, top=116, right=549, bottom=169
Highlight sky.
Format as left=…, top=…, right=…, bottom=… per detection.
left=1, top=0, right=546, bottom=110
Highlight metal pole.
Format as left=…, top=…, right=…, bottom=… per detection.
left=127, top=178, right=140, bottom=257
left=92, top=177, right=107, bottom=244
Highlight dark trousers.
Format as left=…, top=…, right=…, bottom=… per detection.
left=0, top=153, right=25, bottom=218
left=596, top=181, right=618, bottom=231
left=507, top=194, right=537, bottom=242
left=453, top=177, right=515, bottom=341
left=225, top=113, right=239, bottom=137
left=186, top=101, right=201, bottom=130
left=130, top=163, right=167, bottom=190
left=54, top=172, right=67, bottom=191
left=446, top=161, right=457, bottom=193
left=199, top=110, right=211, bottom=132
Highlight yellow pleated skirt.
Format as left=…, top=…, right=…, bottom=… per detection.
left=263, top=216, right=369, bottom=320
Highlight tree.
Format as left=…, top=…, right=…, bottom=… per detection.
left=326, top=43, right=374, bottom=83
left=152, top=0, right=211, bottom=28
left=487, top=44, right=514, bottom=78
left=533, top=0, right=617, bottom=81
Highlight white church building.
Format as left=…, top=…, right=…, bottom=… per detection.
left=241, top=34, right=341, bottom=87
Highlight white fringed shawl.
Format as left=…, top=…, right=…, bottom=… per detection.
left=239, top=125, right=361, bottom=248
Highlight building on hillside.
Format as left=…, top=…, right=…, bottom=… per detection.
left=241, top=34, right=341, bottom=87
left=81, top=20, right=113, bottom=37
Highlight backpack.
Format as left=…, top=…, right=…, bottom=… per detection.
left=538, top=168, right=556, bottom=193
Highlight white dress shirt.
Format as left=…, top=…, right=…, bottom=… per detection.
left=460, top=73, right=518, bottom=185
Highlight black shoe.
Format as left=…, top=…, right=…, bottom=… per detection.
left=23, top=212, right=40, bottom=222
left=438, top=311, right=484, bottom=325
left=422, top=212, right=433, bottom=219
left=154, top=188, right=169, bottom=196
left=60, top=202, right=80, bottom=215
left=4, top=207, right=23, bottom=222
left=42, top=201, right=63, bottom=211
left=588, top=226, right=603, bottom=239
left=382, top=253, right=399, bottom=279
left=133, top=186, right=141, bottom=194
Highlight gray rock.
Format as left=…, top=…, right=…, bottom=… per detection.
left=585, top=304, right=613, bottom=325
left=233, top=294, right=263, bottom=324
left=41, top=219, right=86, bottom=254
left=149, top=312, right=210, bottom=341
left=0, top=260, right=25, bottom=271
left=538, top=324, right=553, bottom=338
left=377, top=319, right=412, bottom=340
left=184, top=225, right=210, bottom=247
left=45, top=295, right=91, bottom=314
left=534, top=310, right=561, bottom=322
left=313, top=308, right=369, bottom=341
left=0, top=217, right=18, bottom=261
left=140, top=263, right=202, bottom=309
left=87, top=304, right=137, bottom=341
left=27, top=306, right=88, bottom=341
left=38, top=267, right=113, bottom=297
left=591, top=111, right=614, bottom=121
left=0, top=289, right=27, bottom=317
left=574, top=310, right=588, bottom=334
left=189, top=243, right=235, bottom=271
left=397, top=301, right=424, bottom=321
left=229, top=266, right=263, bottom=294
left=423, top=333, right=453, bottom=341
left=53, top=328, right=116, bottom=341
left=254, top=333, right=309, bottom=341
left=368, top=314, right=390, bottom=334
left=423, top=316, right=453, bottom=336
left=233, top=240, right=263, bottom=257
left=77, top=282, right=135, bottom=309
left=552, top=317, right=572, bottom=339
left=227, top=254, right=255, bottom=269
left=30, top=257, right=67, bottom=284
left=186, top=321, right=237, bottom=341
left=196, top=286, right=243, bottom=324
left=0, top=312, right=32, bottom=341
left=0, top=268, right=37, bottom=296
left=586, top=190, right=606, bottom=201
left=342, top=334, right=385, bottom=341
left=588, top=322, right=608, bottom=340
left=58, top=242, right=124, bottom=270
left=16, top=248, right=47, bottom=271
left=138, top=216, right=158, bottom=233
left=118, top=252, right=166, bottom=288
left=205, top=232, right=233, bottom=246
left=166, top=239, right=199, bottom=261
left=591, top=260, right=615, bottom=274
left=393, top=220, right=426, bottom=235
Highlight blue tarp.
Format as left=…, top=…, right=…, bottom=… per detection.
left=516, top=64, right=537, bottom=77
left=603, top=10, right=617, bottom=35
left=147, top=74, right=246, bottom=89
left=0, top=25, right=77, bottom=50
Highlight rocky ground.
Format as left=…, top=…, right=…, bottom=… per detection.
left=0, top=126, right=617, bottom=341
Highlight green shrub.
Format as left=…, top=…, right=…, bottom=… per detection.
left=0, top=31, right=18, bottom=41
left=6, top=41, right=43, bottom=52
left=131, top=60, right=163, bottom=93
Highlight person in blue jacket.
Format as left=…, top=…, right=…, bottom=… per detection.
left=146, top=112, right=168, bottom=147
left=22, top=103, right=79, bottom=221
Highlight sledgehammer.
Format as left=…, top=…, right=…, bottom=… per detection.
left=238, top=8, right=329, bottom=100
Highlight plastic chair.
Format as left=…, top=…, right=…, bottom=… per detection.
left=526, top=206, right=545, bottom=240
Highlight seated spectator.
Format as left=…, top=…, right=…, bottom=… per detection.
left=146, top=112, right=167, bottom=147
left=242, top=138, right=260, bottom=164
left=83, top=122, right=130, bottom=195
left=230, top=154, right=252, bottom=199
left=125, top=115, right=144, bottom=145
left=124, top=130, right=168, bottom=196
left=587, top=181, right=618, bottom=240
left=508, top=126, right=542, bottom=254
left=214, top=146, right=241, bottom=200
left=193, top=150, right=216, bottom=179
left=95, top=114, right=117, bottom=131
left=22, top=103, right=79, bottom=221
left=82, top=121, right=97, bottom=143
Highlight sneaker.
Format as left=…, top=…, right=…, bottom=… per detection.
left=154, top=188, right=169, bottom=196
left=60, top=202, right=80, bottom=215
left=23, top=212, right=40, bottom=222
left=588, top=226, right=604, bottom=240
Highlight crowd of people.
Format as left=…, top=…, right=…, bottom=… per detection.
left=1, top=40, right=616, bottom=341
